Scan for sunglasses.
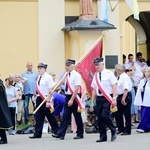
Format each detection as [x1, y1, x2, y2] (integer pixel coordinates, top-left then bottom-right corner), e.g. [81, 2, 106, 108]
[129, 69, 132, 71]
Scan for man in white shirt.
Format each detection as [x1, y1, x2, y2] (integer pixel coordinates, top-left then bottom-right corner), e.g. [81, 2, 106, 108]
[134, 52, 143, 66]
[115, 64, 132, 135]
[52, 59, 84, 140]
[134, 52, 148, 76]
[90, 57, 117, 142]
[29, 63, 59, 139]
[124, 54, 134, 69]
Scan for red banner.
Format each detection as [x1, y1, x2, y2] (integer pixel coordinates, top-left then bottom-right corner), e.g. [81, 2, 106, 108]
[76, 39, 103, 97]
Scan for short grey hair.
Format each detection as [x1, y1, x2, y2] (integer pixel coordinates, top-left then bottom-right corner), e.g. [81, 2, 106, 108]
[115, 64, 125, 71]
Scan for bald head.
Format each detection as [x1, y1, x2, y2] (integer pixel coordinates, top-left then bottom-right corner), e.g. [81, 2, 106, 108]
[26, 62, 33, 72]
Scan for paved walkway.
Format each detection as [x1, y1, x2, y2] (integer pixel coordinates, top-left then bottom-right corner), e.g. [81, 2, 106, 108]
[1, 129, 150, 150]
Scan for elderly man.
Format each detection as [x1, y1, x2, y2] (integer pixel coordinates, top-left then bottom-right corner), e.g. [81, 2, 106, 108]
[29, 63, 59, 139]
[90, 57, 117, 142]
[115, 64, 132, 135]
[22, 62, 38, 124]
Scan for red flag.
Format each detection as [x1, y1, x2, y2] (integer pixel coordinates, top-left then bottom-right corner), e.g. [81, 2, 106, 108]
[76, 39, 103, 97]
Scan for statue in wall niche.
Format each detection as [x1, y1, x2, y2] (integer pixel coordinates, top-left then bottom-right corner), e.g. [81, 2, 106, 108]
[79, 0, 94, 18]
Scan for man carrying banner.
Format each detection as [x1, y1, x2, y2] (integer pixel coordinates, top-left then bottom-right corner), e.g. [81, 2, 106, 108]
[29, 63, 59, 139]
[90, 57, 117, 142]
[52, 59, 84, 140]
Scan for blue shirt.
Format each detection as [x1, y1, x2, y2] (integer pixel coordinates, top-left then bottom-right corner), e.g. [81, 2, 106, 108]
[52, 93, 65, 116]
[22, 71, 38, 95]
[53, 93, 65, 106]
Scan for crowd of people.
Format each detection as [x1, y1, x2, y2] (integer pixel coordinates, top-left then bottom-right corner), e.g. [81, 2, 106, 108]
[1, 51, 150, 144]
[123, 52, 150, 133]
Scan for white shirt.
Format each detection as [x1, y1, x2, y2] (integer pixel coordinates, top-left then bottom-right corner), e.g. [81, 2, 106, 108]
[65, 70, 81, 95]
[134, 78, 150, 106]
[134, 62, 148, 78]
[124, 62, 134, 69]
[5, 86, 18, 108]
[117, 72, 132, 95]
[134, 60, 148, 68]
[91, 69, 117, 96]
[37, 72, 54, 96]
[14, 81, 23, 99]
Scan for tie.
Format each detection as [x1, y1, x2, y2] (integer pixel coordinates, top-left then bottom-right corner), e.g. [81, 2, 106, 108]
[38, 76, 42, 86]
[117, 77, 120, 80]
[65, 73, 70, 92]
[141, 79, 148, 101]
[99, 72, 101, 81]
[131, 78, 135, 87]
[99, 72, 101, 94]
[143, 80, 148, 92]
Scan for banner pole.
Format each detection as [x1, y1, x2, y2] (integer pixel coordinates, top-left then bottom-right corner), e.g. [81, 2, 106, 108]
[33, 72, 68, 114]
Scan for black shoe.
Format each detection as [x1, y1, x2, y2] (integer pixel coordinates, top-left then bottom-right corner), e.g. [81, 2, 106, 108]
[60, 136, 65, 140]
[134, 120, 140, 123]
[111, 133, 117, 141]
[121, 132, 131, 136]
[73, 136, 83, 139]
[52, 133, 60, 138]
[117, 131, 123, 134]
[29, 135, 41, 139]
[52, 134, 64, 140]
[96, 139, 107, 142]
[0, 141, 7, 144]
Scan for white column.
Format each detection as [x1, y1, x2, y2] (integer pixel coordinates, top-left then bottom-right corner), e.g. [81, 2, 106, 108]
[38, 0, 65, 75]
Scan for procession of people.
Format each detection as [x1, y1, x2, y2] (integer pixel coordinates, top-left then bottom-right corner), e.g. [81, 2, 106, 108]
[1, 51, 150, 145]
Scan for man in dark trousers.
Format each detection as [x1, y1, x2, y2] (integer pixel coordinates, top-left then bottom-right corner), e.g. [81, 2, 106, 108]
[114, 64, 132, 135]
[0, 79, 13, 144]
[52, 59, 84, 140]
[90, 57, 117, 142]
[29, 63, 59, 139]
